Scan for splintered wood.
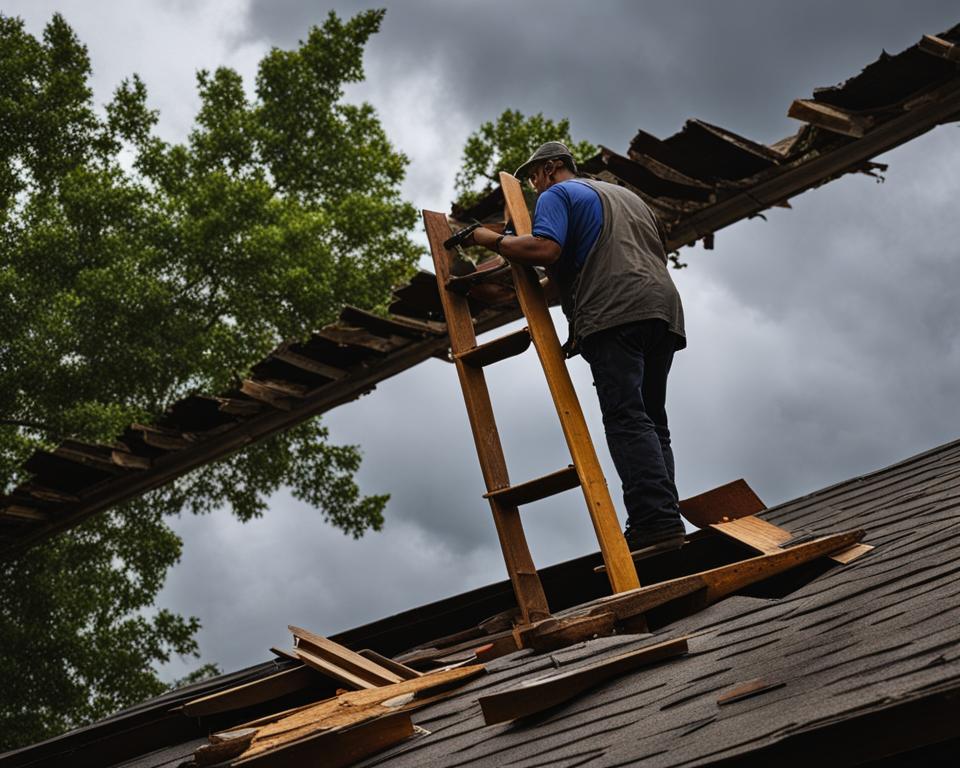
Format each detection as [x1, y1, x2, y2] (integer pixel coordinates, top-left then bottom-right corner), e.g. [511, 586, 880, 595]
[194, 665, 485, 766]
[679, 478, 873, 564]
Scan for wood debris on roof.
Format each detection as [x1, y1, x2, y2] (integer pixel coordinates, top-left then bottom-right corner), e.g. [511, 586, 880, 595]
[4, 435, 960, 767]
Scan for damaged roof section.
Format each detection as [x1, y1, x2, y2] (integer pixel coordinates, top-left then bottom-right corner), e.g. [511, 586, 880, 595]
[3, 24, 959, 558]
[4, 435, 960, 767]
[455, 25, 960, 252]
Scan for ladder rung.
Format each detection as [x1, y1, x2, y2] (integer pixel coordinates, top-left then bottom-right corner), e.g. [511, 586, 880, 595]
[445, 259, 513, 294]
[455, 328, 531, 368]
[484, 465, 580, 507]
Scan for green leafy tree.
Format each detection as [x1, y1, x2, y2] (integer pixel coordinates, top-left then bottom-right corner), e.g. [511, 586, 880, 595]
[453, 109, 596, 210]
[0, 9, 419, 748]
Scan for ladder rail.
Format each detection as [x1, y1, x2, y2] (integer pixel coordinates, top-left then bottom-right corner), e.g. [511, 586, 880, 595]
[423, 211, 551, 624]
[499, 172, 641, 594]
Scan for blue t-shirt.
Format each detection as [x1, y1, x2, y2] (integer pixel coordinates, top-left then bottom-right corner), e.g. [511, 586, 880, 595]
[531, 179, 603, 270]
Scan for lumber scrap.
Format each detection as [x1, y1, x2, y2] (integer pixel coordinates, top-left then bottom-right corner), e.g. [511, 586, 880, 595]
[918, 33, 960, 62]
[515, 612, 616, 652]
[358, 649, 421, 680]
[211, 712, 414, 767]
[696, 529, 864, 602]
[479, 636, 688, 724]
[269, 343, 349, 381]
[680, 479, 872, 564]
[199, 665, 484, 765]
[240, 379, 309, 411]
[339, 305, 447, 338]
[0, 505, 48, 523]
[314, 325, 406, 353]
[290, 625, 403, 689]
[787, 99, 876, 137]
[590, 530, 863, 619]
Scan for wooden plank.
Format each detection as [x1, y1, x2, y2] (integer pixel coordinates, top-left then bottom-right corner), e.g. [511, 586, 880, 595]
[339, 305, 447, 337]
[131, 423, 193, 451]
[479, 636, 688, 724]
[195, 727, 257, 765]
[516, 612, 616, 652]
[697, 529, 863, 602]
[712, 515, 791, 552]
[231, 710, 414, 767]
[454, 327, 531, 368]
[238, 665, 483, 756]
[240, 379, 308, 411]
[500, 171, 641, 595]
[21, 484, 79, 504]
[53, 443, 126, 475]
[679, 478, 766, 527]
[919, 33, 960, 62]
[109, 449, 151, 470]
[294, 647, 377, 690]
[0, 505, 48, 522]
[424, 209, 551, 624]
[183, 665, 322, 717]
[594, 529, 862, 618]
[290, 625, 403, 688]
[787, 98, 876, 138]
[214, 396, 264, 417]
[710, 513, 872, 565]
[315, 325, 406, 353]
[585, 575, 709, 620]
[483, 465, 580, 507]
[358, 649, 421, 680]
[830, 542, 874, 564]
[270, 344, 349, 381]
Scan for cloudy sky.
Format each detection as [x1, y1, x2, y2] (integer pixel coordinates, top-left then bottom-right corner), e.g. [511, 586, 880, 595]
[6, 0, 960, 680]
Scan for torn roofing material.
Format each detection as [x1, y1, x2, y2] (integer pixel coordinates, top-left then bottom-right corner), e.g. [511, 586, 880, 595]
[4, 435, 960, 767]
[2, 24, 959, 558]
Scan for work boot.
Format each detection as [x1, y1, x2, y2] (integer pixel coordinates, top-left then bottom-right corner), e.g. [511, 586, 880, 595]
[623, 519, 686, 559]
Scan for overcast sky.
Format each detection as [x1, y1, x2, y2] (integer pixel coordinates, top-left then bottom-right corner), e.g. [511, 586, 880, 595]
[6, 0, 960, 681]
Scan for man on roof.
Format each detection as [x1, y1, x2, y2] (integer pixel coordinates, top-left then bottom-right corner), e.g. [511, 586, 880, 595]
[464, 141, 687, 557]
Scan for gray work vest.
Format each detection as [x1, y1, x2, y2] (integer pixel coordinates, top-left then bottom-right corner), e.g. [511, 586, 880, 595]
[548, 179, 686, 347]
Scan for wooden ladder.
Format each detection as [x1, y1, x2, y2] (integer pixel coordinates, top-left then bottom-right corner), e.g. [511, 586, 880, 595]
[423, 172, 640, 626]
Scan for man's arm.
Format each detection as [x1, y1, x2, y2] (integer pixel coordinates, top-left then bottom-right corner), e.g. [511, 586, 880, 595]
[468, 227, 560, 266]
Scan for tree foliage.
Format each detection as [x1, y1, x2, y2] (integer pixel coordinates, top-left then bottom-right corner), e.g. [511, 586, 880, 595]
[0, 9, 419, 748]
[453, 109, 596, 209]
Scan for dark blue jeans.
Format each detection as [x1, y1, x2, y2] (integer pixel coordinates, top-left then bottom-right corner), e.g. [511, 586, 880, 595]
[579, 319, 681, 533]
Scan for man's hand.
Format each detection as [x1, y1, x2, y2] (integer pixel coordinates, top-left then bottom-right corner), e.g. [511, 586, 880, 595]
[467, 227, 561, 267]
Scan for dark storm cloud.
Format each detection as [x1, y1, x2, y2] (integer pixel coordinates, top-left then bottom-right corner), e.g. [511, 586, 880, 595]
[243, 0, 959, 146]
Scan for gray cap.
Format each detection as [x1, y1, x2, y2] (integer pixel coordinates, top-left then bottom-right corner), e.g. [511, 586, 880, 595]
[514, 141, 577, 180]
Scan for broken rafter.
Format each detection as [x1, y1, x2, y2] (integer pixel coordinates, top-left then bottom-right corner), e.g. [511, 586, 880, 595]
[919, 34, 960, 63]
[787, 99, 876, 138]
[668, 77, 960, 249]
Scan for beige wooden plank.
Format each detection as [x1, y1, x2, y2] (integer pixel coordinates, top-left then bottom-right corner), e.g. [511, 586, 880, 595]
[711, 515, 791, 553]
[290, 625, 402, 686]
[500, 171, 641, 595]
